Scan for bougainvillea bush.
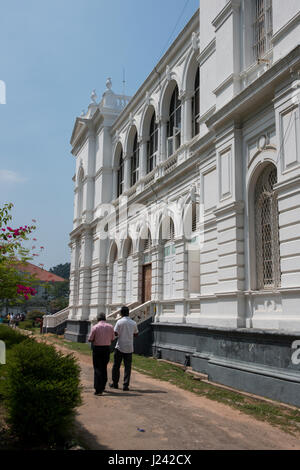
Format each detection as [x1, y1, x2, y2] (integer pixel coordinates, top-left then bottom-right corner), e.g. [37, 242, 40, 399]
[0, 203, 38, 310]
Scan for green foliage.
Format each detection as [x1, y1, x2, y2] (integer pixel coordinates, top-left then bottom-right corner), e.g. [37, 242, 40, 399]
[4, 339, 82, 443]
[49, 279, 69, 298]
[0, 324, 28, 350]
[49, 296, 69, 314]
[18, 319, 33, 330]
[26, 310, 45, 321]
[49, 263, 70, 280]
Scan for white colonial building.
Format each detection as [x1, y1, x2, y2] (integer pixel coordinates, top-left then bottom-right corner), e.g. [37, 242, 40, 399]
[60, 1, 300, 406]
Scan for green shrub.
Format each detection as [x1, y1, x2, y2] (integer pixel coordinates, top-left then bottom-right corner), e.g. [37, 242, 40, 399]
[0, 324, 27, 350]
[26, 310, 45, 321]
[18, 319, 35, 330]
[4, 339, 82, 443]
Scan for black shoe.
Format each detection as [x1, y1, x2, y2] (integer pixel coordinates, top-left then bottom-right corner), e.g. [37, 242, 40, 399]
[123, 386, 129, 391]
[109, 383, 118, 389]
[94, 391, 103, 396]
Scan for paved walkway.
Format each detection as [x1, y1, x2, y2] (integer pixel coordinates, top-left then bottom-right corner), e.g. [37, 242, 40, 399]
[65, 348, 300, 450]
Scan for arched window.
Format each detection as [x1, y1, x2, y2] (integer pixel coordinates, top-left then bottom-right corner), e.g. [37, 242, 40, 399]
[117, 150, 124, 197]
[192, 68, 200, 137]
[167, 86, 181, 157]
[255, 164, 280, 289]
[147, 113, 158, 173]
[131, 133, 139, 186]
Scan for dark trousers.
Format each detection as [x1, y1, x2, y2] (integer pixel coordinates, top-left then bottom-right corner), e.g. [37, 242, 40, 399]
[112, 348, 132, 388]
[92, 345, 111, 393]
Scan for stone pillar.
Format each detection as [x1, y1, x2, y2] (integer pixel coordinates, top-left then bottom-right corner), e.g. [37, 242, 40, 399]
[174, 237, 188, 299]
[182, 93, 193, 143]
[78, 230, 93, 321]
[82, 128, 96, 224]
[274, 76, 300, 292]
[124, 153, 131, 191]
[118, 259, 126, 304]
[152, 244, 164, 301]
[132, 252, 143, 303]
[139, 139, 147, 179]
[68, 239, 78, 320]
[112, 167, 118, 200]
[106, 262, 113, 307]
[160, 119, 168, 163]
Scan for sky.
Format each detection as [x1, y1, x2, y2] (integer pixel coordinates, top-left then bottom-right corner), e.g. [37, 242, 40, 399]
[0, 0, 199, 270]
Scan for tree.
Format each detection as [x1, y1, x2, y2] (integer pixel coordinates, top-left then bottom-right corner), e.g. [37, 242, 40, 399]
[0, 203, 39, 312]
[49, 263, 70, 280]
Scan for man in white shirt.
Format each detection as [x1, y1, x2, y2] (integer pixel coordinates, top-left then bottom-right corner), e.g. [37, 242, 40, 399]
[110, 306, 138, 391]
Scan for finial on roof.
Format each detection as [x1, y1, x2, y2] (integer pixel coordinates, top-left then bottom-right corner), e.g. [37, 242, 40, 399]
[90, 89, 97, 104]
[81, 109, 86, 117]
[106, 77, 112, 90]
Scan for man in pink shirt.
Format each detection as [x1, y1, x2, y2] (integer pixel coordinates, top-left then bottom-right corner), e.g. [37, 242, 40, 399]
[88, 313, 115, 396]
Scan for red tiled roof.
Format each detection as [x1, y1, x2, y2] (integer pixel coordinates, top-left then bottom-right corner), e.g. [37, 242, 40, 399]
[16, 262, 66, 282]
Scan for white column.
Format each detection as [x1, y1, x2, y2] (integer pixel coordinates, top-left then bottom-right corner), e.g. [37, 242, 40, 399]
[132, 252, 143, 303]
[174, 237, 188, 299]
[124, 154, 131, 191]
[118, 259, 126, 304]
[152, 244, 164, 301]
[78, 230, 93, 321]
[139, 139, 147, 179]
[160, 119, 167, 163]
[183, 93, 193, 143]
[112, 167, 118, 200]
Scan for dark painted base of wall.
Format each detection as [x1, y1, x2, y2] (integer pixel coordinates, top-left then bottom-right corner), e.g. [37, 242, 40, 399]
[64, 320, 91, 343]
[64, 317, 154, 354]
[152, 323, 300, 408]
[42, 321, 67, 336]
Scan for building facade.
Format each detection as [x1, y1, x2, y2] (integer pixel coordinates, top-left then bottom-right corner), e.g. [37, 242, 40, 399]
[65, 1, 300, 406]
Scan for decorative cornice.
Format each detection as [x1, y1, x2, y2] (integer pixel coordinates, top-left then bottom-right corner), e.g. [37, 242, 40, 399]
[212, 0, 240, 32]
[213, 73, 239, 97]
[206, 45, 300, 130]
[272, 10, 300, 45]
[197, 38, 216, 66]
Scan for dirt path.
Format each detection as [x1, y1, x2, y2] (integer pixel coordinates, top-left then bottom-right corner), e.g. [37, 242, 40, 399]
[57, 346, 300, 451]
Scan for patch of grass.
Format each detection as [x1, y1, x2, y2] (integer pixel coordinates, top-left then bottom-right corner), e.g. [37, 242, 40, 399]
[40, 334, 300, 436]
[44, 334, 92, 355]
[131, 355, 300, 435]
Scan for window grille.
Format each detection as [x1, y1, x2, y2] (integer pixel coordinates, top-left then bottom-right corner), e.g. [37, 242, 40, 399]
[253, 0, 273, 60]
[131, 133, 139, 186]
[147, 112, 158, 173]
[192, 202, 198, 233]
[192, 68, 200, 138]
[143, 231, 152, 252]
[167, 87, 181, 155]
[161, 218, 175, 243]
[255, 165, 281, 289]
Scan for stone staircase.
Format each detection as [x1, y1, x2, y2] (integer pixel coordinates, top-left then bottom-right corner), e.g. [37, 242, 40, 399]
[42, 307, 70, 335]
[106, 301, 154, 326]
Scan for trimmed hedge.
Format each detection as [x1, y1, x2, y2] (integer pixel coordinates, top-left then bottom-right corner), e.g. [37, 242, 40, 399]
[4, 339, 82, 443]
[0, 324, 28, 350]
